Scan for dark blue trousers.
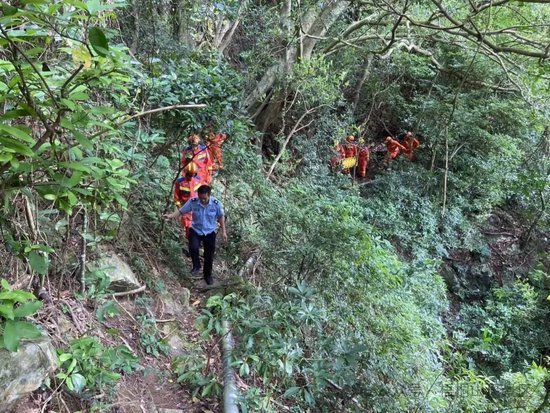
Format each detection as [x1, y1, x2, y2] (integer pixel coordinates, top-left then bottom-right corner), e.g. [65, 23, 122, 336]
[188, 228, 216, 284]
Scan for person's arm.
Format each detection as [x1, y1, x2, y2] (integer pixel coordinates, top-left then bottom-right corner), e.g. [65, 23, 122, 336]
[163, 209, 180, 220]
[216, 202, 227, 242]
[163, 199, 192, 220]
[218, 215, 227, 242]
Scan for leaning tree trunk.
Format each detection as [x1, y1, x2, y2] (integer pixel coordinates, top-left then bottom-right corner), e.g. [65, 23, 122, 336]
[214, 0, 250, 54]
[244, 0, 350, 124]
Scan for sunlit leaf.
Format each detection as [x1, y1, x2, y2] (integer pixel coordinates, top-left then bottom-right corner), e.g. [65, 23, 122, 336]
[71, 46, 92, 69]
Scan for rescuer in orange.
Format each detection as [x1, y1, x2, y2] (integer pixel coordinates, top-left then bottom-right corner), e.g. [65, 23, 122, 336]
[342, 135, 358, 174]
[402, 131, 420, 161]
[344, 135, 359, 158]
[329, 139, 346, 171]
[357, 138, 370, 178]
[384, 136, 406, 164]
[173, 162, 203, 239]
[206, 130, 227, 170]
[182, 133, 213, 185]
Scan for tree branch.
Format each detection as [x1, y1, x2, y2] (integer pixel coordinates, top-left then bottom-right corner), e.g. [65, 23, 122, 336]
[89, 104, 207, 140]
[430, 0, 549, 58]
[267, 106, 323, 178]
[0, 26, 60, 109]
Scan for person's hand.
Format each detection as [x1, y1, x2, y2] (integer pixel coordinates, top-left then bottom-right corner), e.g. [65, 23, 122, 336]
[162, 211, 179, 220]
[221, 231, 228, 243]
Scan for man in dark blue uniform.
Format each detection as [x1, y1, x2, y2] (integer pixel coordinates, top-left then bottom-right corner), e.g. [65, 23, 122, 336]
[164, 185, 227, 286]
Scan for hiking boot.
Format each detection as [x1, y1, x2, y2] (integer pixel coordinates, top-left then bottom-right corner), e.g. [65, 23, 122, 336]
[197, 279, 216, 290]
[191, 267, 201, 277]
[196, 280, 209, 289]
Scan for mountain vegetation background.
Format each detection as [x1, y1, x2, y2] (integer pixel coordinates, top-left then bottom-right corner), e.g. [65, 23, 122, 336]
[0, 0, 548, 411]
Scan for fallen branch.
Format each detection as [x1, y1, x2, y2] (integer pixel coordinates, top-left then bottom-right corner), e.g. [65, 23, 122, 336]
[155, 318, 176, 323]
[112, 296, 137, 323]
[482, 230, 517, 237]
[111, 284, 146, 297]
[23, 194, 37, 242]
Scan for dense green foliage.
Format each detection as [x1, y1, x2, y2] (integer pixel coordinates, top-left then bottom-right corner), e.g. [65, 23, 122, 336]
[0, 0, 548, 411]
[57, 337, 139, 395]
[0, 279, 42, 351]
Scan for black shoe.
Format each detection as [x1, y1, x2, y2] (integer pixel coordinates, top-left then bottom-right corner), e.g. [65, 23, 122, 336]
[191, 267, 201, 277]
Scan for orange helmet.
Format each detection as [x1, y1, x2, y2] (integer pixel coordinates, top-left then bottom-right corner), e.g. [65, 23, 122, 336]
[188, 133, 200, 145]
[184, 162, 198, 175]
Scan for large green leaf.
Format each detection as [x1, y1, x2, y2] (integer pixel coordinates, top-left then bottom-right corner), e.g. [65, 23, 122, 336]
[59, 161, 92, 173]
[86, 0, 101, 14]
[3, 320, 19, 352]
[15, 320, 42, 339]
[0, 136, 34, 156]
[0, 303, 14, 320]
[58, 353, 72, 363]
[0, 124, 35, 144]
[283, 386, 301, 398]
[28, 250, 48, 275]
[0, 290, 35, 302]
[13, 301, 42, 318]
[70, 373, 86, 393]
[73, 131, 93, 150]
[0, 109, 32, 121]
[0, 152, 12, 162]
[59, 170, 83, 188]
[88, 27, 109, 57]
[1, 3, 18, 16]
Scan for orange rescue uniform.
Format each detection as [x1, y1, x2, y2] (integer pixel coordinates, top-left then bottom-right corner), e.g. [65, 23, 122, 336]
[402, 133, 420, 160]
[329, 142, 346, 171]
[181, 143, 213, 185]
[173, 173, 203, 239]
[385, 137, 406, 164]
[206, 132, 227, 170]
[342, 140, 358, 174]
[357, 145, 370, 178]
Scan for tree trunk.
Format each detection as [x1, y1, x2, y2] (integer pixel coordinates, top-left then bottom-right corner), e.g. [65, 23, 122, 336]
[130, 5, 140, 54]
[214, 0, 250, 54]
[244, 0, 350, 113]
[300, 1, 350, 59]
[352, 55, 373, 113]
